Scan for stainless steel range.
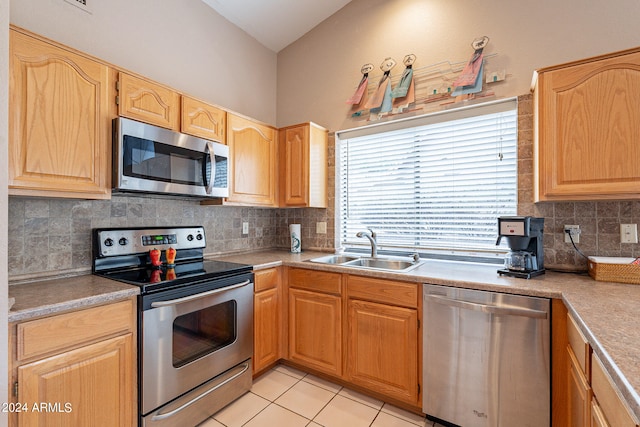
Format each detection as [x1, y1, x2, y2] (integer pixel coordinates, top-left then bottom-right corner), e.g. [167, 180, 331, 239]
[92, 226, 253, 427]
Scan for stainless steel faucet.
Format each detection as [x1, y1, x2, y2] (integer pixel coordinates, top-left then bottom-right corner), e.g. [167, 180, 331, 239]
[356, 228, 378, 258]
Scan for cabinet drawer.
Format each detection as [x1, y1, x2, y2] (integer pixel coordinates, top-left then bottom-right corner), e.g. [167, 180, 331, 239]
[254, 267, 279, 293]
[288, 268, 341, 295]
[567, 313, 590, 376]
[591, 353, 639, 427]
[347, 276, 417, 308]
[17, 299, 134, 361]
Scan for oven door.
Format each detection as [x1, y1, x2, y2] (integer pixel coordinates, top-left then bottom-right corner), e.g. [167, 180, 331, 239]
[141, 275, 253, 415]
[114, 117, 229, 198]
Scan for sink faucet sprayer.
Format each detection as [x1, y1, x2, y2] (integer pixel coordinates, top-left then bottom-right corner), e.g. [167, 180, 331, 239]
[356, 228, 378, 258]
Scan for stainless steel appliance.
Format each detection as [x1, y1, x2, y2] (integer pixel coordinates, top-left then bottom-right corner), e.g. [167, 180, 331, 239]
[93, 226, 253, 427]
[496, 216, 545, 279]
[113, 117, 229, 198]
[423, 284, 550, 427]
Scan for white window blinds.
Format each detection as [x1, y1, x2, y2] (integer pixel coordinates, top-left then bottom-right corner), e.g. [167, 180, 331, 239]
[337, 99, 518, 254]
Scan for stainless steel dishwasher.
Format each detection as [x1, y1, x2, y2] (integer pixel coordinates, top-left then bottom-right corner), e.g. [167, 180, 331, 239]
[423, 284, 550, 427]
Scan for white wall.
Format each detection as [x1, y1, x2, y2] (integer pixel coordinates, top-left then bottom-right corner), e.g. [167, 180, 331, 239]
[276, 0, 640, 130]
[0, 0, 8, 423]
[10, 0, 278, 124]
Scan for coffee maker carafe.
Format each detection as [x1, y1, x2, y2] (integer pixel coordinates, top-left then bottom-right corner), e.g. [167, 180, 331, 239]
[496, 216, 545, 279]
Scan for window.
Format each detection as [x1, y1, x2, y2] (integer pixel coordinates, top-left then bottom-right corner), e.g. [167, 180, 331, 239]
[337, 98, 517, 257]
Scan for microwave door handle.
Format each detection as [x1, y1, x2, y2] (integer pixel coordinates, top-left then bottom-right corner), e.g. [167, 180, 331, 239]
[204, 141, 216, 195]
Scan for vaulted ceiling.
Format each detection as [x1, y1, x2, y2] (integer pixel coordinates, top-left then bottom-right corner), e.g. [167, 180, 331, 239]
[202, 0, 353, 52]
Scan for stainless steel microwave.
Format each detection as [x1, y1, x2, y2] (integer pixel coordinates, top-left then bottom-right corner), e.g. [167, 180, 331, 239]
[113, 117, 229, 198]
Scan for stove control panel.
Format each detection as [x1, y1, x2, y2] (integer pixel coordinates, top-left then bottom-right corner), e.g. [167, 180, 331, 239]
[95, 226, 206, 257]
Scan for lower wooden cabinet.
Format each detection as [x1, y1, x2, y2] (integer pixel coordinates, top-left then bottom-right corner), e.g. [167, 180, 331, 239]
[568, 346, 592, 427]
[591, 353, 639, 427]
[253, 267, 282, 374]
[284, 268, 421, 407]
[288, 288, 342, 377]
[9, 298, 136, 427]
[346, 299, 418, 404]
[17, 334, 133, 426]
[346, 276, 420, 405]
[287, 268, 343, 377]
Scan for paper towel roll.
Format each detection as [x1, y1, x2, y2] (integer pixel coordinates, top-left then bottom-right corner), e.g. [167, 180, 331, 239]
[290, 224, 301, 253]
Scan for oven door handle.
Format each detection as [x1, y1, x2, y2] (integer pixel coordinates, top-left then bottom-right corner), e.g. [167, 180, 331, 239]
[150, 361, 250, 422]
[150, 279, 251, 308]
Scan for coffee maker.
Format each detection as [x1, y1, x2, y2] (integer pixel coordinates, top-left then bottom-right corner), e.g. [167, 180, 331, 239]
[496, 216, 545, 279]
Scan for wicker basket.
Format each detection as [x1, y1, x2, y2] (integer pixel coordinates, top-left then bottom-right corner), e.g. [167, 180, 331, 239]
[588, 256, 640, 284]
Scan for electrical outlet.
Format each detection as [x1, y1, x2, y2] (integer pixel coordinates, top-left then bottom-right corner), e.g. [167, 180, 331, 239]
[242, 222, 249, 235]
[620, 224, 638, 244]
[316, 222, 327, 234]
[564, 225, 580, 243]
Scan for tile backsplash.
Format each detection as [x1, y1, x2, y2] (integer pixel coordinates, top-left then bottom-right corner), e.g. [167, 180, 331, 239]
[9, 96, 639, 279]
[8, 195, 334, 281]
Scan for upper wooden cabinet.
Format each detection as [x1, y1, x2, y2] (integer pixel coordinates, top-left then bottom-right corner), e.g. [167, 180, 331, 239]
[278, 122, 328, 208]
[533, 47, 640, 201]
[181, 95, 226, 143]
[118, 72, 180, 130]
[8, 27, 113, 199]
[225, 113, 278, 206]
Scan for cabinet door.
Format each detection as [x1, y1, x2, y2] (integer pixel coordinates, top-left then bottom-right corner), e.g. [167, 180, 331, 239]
[9, 29, 111, 199]
[568, 346, 592, 427]
[226, 114, 277, 206]
[347, 299, 418, 404]
[288, 288, 342, 376]
[181, 95, 226, 142]
[535, 49, 640, 201]
[118, 72, 180, 130]
[254, 288, 280, 374]
[591, 400, 610, 427]
[278, 123, 328, 208]
[279, 125, 309, 206]
[18, 334, 134, 427]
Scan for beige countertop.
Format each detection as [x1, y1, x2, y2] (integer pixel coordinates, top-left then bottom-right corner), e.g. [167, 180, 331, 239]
[7, 249, 639, 420]
[213, 249, 640, 421]
[8, 274, 139, 323]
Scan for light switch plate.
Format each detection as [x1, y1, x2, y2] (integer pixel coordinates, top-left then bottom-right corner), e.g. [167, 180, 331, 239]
[316, 222, 327, 234]
[242, 222, 249, 235]
[620, 224, 638, 244]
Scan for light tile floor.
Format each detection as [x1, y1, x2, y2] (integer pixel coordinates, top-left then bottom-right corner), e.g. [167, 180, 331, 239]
[198, 364, 447, 427]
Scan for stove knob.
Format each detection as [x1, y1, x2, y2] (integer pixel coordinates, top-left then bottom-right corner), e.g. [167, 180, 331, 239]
[196, 234, 203, 241]
[187, 234, 194, 241]
[119, 237, 129, 246]
[104, 238, 114, 247]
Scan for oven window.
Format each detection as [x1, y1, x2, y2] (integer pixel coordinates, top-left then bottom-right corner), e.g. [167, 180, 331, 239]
[172, 300, 237, 368]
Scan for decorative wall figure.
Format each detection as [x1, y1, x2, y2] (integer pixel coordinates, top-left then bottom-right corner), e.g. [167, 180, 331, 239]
[452, 36, 489, 88]
[364, 57, 396, 113]
[346, 63, 374, 105]
[392, 54, 416, 110]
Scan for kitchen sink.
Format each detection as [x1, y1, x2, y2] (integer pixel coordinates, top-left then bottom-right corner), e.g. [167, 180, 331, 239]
[342, 258, 416, 271]
[309, 254, 360, 264]
[309, 254, 423, 273]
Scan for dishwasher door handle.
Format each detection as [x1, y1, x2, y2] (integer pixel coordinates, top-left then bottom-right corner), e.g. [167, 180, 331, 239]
[424, 294, 548, 319]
